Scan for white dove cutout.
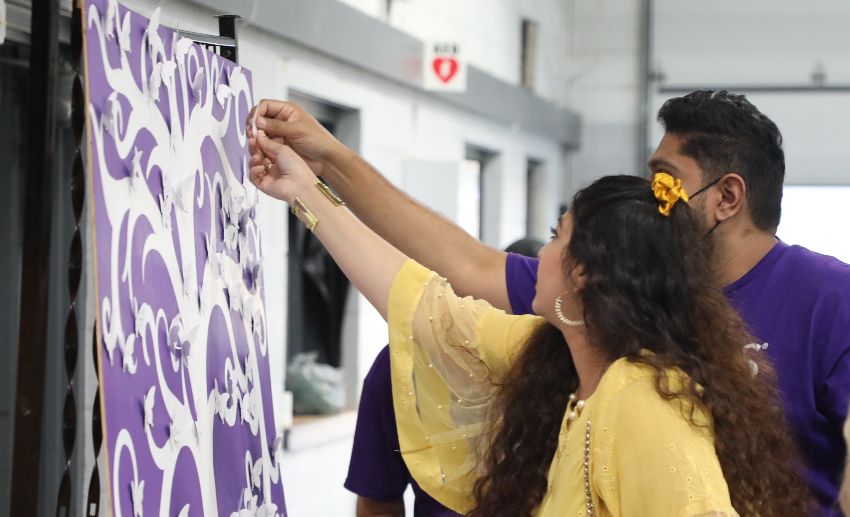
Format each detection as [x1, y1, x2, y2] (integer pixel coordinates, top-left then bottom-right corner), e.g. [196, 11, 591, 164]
[102, 91, 123, 138]
[123, 334, 138, 373]
[117, 11, 132, 53]
[103, 0, 118, 39]
[174, 37, 194, 62]
[189, 68, 205, 105]
[128, 147, 145, 192]
[131, 478, 145, 517]
[148, 61, 163, 103]
[143, 386, 156, 428]
[146, 7, 165, 59]
[216, 83, 232, 108]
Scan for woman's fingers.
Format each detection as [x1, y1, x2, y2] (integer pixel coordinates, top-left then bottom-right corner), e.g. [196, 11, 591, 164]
[256, 129, 286, 157]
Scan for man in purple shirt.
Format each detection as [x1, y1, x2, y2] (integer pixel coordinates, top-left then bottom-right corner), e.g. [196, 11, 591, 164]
[250, 90, 850, 515]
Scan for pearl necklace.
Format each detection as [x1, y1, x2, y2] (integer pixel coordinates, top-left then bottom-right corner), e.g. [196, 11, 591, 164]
[566, 392, 586, 427]
[568, 392, 595, 517]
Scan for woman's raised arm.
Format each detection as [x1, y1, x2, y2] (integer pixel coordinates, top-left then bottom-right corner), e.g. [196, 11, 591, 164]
[249, 130, 407, 319]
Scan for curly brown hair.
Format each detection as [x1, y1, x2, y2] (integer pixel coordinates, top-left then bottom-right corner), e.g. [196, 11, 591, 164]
[469, 175, 811, 516]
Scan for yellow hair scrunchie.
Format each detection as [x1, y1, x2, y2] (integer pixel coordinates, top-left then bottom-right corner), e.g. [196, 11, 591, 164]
[651, 172, 690, 217]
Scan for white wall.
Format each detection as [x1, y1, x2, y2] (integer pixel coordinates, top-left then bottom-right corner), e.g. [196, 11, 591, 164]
[650, 0, 850, 186]
[119, 1, 569, 514]
[339, 0, 646, 195]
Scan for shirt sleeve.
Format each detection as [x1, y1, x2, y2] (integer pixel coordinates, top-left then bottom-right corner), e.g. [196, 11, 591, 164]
[814, 288, 850, 431]
[505, 253, 539, 316]
[592, 376, 739, 517]
[387, 260, 542, 513]
[344, 345, 409, 501]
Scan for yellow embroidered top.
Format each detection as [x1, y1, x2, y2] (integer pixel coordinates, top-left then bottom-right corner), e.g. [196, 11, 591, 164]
[388, 260, 739, 517]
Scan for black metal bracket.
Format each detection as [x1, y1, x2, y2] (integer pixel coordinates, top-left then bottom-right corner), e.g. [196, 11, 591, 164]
[177, 14, 240, 64]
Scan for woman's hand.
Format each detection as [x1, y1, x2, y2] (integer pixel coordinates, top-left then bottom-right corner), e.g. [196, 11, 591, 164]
[248, 130, 318, 204]
[246, 100, 345, 177]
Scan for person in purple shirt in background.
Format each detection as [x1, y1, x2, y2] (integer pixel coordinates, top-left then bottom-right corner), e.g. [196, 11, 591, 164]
[248, 89, 850, 516]
[344, 238, 543, 517]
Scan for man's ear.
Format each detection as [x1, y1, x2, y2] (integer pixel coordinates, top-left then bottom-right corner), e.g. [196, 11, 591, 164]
[715, 173, 747, 223]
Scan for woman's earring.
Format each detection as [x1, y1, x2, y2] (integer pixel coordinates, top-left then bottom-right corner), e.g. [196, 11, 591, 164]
[554, 295, 585, 327]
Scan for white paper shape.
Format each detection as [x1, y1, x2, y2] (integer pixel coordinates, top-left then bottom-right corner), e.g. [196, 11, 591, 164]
[160, 60, 177, 83]
[104, 0, 118, 39]
[123, 335, 138, 373]
[164, 172, 195, 213]
[169, 405, 196, 446]
[256, 502, 279, 517]
[131, 478, 145, 517]
[190, 68, 204, 104]
[144, 386, 156, 428]
[132, 296, 145, 337]
[129, 147, 144, 191]
[146, 7, 164, 58]
[168, 316, 196, 366]
[117, 12, 132, 53]
[177, 505, 190, 517]
[251, 458, 262, 488]
[216, 84, 231, 107]
[158, 192, 173, 231]
[214, 380, 232, 423]
[174, 37, 194, 61]
[149, 61, 163, 102]
[223, 224, 239, 251]
[103, 92, 122, 137]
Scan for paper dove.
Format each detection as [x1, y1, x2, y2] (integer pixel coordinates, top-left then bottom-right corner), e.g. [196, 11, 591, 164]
[190, 68, 204, 105]
[123, 335, 138, 373]
[158, 192, 173, 231]
[117, 12, 132, 53]
[169, 406, 196, 446]
[251, 457, 262, 489]
[104, 335, 117, 366]
[146, 7, 165, 59]
[102, 92, 122, 138]
[204, 232, 223, 284]
[223, 223, 239, 251]
[143, 386, 156, 428]
[165, 172, 195, 213]
[160, 60, 177, 83]
[149, 61, 162, 102]
[174, 37, 194, 61]
[216, 84, 231, 108]
[131, 478, 145, 517]
[104, 0, 118, 39]
[213, 380, 231, 423]
[168, 317, 196, 366]
[257, 503, 279, 517]
[132, 296, 145, 337]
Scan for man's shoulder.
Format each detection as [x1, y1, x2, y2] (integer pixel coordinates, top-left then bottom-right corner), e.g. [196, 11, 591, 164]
[779, 244, 850, 294]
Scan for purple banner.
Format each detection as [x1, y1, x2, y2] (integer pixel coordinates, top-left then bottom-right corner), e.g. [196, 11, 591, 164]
[83, 0, 286, 515]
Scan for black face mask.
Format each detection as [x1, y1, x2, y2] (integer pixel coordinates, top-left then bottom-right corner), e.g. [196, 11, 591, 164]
[689, 176, 724, 236]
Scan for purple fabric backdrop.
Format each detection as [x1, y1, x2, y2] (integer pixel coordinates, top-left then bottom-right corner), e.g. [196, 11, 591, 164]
[83, 1, 286, 515]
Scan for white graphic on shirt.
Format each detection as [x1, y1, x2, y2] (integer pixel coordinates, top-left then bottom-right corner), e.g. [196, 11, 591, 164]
[743, 342, 769, 376]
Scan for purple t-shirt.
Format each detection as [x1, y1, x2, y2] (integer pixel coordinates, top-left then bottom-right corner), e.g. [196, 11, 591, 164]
[344, 253, 537, 515]
[723, 242, 850, 516]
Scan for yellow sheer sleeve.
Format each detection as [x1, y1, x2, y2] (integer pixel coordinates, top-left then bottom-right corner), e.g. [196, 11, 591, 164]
[387, 260, 542, 513]
[592, 374, 739, 517]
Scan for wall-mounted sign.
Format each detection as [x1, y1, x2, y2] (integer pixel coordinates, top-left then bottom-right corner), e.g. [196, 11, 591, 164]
[423, 42, 466, 92]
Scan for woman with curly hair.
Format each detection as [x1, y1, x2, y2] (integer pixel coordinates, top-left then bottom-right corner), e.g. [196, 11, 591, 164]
[249, 131, 811, 516]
